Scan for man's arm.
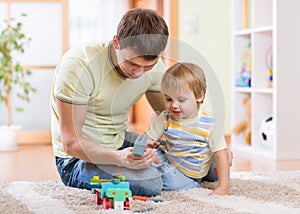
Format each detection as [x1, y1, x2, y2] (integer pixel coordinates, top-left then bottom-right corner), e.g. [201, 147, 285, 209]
[56, 99, 157, 169]
[145, 91, 165, 115]
[56, 98, 121, 164]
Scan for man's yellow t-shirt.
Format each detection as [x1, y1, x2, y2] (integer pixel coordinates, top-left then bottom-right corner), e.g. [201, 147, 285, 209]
[51, 43, 165, 158]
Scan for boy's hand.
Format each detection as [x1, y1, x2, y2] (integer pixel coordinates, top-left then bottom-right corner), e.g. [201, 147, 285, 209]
[211, 149, 230, 196]
[146, 141, 160, 149]
[146, 140, 160, 163]
[209, 187, 229, 196]
[129, 147, 160, 164]
[227, 148, 233, 167]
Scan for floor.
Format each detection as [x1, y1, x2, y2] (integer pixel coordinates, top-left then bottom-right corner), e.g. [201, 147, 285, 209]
[0, 144, 299, 182]
[0, 144, 60, 182]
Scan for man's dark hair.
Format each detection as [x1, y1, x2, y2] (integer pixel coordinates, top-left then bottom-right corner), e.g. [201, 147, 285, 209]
[117, 8, 169, 60]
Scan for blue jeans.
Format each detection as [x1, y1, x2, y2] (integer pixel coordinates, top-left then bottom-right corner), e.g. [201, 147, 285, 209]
[55, 132, 218, 196]
[153, 149, 201, 191]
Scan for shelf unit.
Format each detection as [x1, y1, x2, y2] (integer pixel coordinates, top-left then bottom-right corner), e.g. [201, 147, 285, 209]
[231, 0, 300, 160]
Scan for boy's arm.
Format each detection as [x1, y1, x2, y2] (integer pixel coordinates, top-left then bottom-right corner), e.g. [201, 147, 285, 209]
[145, 111, 165, 146]
[210, 149, 230, 196]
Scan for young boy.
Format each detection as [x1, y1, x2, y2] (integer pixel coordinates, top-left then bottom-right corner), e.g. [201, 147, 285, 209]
[146, 62, 230, 195]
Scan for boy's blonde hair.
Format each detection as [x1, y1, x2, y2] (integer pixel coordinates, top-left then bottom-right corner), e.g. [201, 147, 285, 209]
[161, 62, 206, 103]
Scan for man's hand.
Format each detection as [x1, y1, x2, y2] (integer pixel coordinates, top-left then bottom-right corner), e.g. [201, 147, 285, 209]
[117, 147, 158, 169]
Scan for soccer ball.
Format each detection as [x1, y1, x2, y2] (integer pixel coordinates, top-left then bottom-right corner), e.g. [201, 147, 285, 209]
[259, 116, 274, 145]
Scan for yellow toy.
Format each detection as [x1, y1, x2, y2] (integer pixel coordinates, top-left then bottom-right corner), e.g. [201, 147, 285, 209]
[233, 96, 251, 145]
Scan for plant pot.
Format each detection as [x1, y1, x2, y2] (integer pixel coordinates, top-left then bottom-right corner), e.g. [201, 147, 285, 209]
[0, 125, 21, 151]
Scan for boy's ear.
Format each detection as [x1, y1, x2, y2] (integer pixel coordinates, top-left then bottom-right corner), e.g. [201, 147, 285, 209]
[196, 91, 205, 104]
[196, 98, 203, 104]
[112, 35, 120, 49]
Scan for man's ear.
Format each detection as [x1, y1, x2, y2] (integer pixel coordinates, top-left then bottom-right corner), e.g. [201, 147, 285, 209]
[112, 35, 119, 49]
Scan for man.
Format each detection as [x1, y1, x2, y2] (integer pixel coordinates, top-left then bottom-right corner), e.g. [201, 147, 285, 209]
[51, 8, 169, 196]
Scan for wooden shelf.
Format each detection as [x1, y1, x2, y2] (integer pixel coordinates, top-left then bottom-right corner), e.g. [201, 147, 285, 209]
[231, 0, 300, 160]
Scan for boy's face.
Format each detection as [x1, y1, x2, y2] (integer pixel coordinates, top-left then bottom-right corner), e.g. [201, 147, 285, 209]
[164, 86, 202, 120]
[113, 38, 159, 79]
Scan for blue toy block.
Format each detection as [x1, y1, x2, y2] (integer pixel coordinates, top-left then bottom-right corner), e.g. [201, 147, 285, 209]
[132, 134, 148, 157]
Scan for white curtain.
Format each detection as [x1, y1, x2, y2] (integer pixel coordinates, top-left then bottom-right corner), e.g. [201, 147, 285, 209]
[69, 0, 128, 48]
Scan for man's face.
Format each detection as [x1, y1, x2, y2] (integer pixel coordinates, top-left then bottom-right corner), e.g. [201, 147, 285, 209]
[115, 47, 160, 79]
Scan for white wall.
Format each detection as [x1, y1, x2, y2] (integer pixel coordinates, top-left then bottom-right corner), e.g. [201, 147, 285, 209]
[1, 1, 232, 134]
[69, 0, 128, 48]
[178, 0, 232, 134]
[0, 1, 129, 130]
[0, 2, 62, 130]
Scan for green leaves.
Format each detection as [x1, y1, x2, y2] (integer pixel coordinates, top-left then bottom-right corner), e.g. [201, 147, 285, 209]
[0, 14, 36, 122]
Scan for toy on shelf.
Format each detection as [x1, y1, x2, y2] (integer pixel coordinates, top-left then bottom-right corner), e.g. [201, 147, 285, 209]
[259, 116, 274, 145]
[265, 46, 273, 88]
[236, 40, 251, 87]
[88, 174, 132, 210]
[242, 0, 250, 29]
[232, 96, 251, 145]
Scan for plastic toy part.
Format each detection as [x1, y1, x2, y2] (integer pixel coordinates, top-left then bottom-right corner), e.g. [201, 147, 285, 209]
[124, 198, 130, 210]
[133, 207, 154, 213]
[132, 195, 148, 201]
[132, 134, 148, 157]
[132, 195, 164, 203]
[89, 174, 132, 210]
[95, 191, 102, 205]
[132, 134, 160, 164]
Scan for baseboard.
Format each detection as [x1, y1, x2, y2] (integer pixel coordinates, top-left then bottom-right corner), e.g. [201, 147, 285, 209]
[18, 131, 52, 145]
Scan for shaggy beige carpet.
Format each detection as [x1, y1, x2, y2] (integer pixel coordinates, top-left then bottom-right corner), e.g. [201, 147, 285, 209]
[1, 171, 300, 214]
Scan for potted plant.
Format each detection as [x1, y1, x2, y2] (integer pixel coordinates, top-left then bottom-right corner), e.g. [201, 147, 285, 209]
[0, 14, 36, 151]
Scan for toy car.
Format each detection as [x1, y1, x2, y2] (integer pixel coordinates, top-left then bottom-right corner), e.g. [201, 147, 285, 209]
[88, 174, 132, 210]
